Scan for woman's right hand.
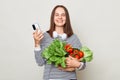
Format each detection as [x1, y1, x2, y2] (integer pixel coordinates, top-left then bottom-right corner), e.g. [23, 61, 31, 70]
[33, 29, 44, 47]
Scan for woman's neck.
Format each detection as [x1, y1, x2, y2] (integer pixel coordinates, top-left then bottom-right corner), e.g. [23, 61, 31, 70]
[55, 26, 64, 34]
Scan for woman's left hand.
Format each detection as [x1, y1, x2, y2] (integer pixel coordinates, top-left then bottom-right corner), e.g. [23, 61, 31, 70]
[66, 56, 81, 68]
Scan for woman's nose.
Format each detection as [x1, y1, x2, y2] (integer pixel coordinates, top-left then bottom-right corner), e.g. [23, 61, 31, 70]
[58, 15, 62, 18]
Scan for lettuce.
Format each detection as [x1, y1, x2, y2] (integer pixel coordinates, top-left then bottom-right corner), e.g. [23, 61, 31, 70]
[42, 39, 67, 68]
[80, 46, 93, 62]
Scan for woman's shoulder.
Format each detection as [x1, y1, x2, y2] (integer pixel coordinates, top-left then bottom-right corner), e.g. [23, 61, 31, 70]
[67, 33, 81, 42]
[40, 31, 53, 44]
[67, 33, 82, 48]
[43, 31, 48, 35]
[42, 31, 53, 41]
[68, 33, 79, 39]
[43, 32, 51, 38]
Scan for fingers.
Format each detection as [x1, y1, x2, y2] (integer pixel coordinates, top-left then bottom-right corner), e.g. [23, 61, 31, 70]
[33, 29, 43, 38]
[65, 60, 71, 68]
[36, 33, 44, 41]
[39, 34, 44, 40]
[38, 32, 43, 38]
[33, 29, 40, 34]
[66, 56, 73, 63]
[66, 56, 79, 68]
[69, 55, 74, 59]
[33, 29, 44, 46]
[58, 66, 63, 70]
[68, 56, 78, 61]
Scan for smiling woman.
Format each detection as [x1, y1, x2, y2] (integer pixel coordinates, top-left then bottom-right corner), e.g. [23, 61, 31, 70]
[33, 5, 86, 80]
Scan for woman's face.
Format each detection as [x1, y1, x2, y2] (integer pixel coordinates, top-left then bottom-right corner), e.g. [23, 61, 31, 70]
[54, 7, 66, 27]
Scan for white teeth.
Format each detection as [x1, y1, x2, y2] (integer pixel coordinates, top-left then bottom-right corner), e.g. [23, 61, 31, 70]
[58, 21, 62, 23]
[57, 20, 62, 23]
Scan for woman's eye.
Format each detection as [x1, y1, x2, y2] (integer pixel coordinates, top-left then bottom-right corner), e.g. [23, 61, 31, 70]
[61, 14, 66, 17]
[55, 14, 59, 16]
[55, 13, 66, 17]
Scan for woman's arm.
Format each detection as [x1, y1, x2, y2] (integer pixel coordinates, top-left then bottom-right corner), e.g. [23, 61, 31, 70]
[33, 31, 47, 66]
[58, 56, 86, 71]
[66, 56, 86, 70]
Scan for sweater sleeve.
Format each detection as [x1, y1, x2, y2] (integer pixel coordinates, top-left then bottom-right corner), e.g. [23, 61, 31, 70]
[34, 50, 45, 66]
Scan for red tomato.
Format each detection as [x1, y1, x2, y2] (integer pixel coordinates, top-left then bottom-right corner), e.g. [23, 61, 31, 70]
[64, 44, 72, 49]
[78, 51, 84, 58]
[75, 55, 80, 59]
[69, 52, 75, 57]
[67, 48, 73, 53]
[73, 50, 79, 54]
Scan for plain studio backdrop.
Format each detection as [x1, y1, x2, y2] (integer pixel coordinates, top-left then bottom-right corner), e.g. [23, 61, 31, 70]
[0, 0, 120, 80]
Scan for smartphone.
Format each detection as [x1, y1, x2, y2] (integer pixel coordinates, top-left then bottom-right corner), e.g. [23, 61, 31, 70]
[32, 23, 41, 31]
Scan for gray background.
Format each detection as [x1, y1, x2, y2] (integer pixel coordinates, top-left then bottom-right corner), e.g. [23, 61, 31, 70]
[0, 0, 120, 80]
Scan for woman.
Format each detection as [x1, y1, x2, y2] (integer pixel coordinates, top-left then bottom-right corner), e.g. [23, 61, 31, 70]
[33, 5, 86, 80]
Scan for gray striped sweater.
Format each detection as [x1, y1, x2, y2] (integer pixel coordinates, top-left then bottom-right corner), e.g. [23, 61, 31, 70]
[34, 32, 86, 80]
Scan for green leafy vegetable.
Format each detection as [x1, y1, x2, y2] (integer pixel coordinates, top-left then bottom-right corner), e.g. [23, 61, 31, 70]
[42, 39, 67, 68]
[80, 46, 93, 62]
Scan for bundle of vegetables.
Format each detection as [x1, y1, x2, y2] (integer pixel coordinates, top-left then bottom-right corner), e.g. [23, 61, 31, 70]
[42, 39, 93, 68]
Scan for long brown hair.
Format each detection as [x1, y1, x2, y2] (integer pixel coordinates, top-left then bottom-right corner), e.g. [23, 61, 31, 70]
[47, 5, 73, 38]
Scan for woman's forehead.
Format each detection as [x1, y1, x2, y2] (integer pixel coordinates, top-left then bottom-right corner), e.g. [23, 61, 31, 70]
[55, 7, 65, 14]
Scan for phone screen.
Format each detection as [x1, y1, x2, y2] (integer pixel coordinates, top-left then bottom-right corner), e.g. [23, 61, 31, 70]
[32, 23, 40, 30]
[32, 24, 36, 30]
